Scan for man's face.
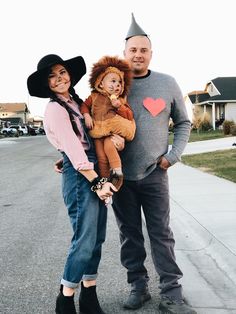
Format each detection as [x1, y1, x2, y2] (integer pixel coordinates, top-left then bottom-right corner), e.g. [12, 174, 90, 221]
[124, 36, 152, 77]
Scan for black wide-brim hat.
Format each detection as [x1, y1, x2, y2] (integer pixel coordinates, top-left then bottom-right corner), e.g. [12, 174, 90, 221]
[27, 54, 86, 98]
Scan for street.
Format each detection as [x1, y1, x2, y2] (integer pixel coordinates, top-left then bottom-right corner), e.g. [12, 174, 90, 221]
[0, 136, 160, 314]
[1, 136, 236, 313]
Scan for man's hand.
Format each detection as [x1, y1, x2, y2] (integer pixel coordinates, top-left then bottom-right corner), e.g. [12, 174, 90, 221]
[54, 158, 63, 173]
[159, 156, 171, 170]
[110, 134, 125, 151]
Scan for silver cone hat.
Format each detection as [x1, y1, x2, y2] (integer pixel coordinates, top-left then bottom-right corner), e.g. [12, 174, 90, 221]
[125, 13, 148, 40]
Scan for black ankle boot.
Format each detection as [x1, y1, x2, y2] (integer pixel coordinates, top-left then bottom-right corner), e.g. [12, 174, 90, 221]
[55, 285, 77, 314]
[79, 282, 106, 314]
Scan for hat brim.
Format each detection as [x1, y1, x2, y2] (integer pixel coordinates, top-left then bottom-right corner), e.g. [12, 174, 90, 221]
[27, 56, 86, 98]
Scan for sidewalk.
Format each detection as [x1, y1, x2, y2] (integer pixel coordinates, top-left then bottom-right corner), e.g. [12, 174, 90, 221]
[168, 138, 236, 313]
[182, 136, 236, 155]
[109, 137, 236, 313]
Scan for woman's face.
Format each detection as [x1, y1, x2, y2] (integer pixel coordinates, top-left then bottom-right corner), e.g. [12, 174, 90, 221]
[48, 64, 71, 97]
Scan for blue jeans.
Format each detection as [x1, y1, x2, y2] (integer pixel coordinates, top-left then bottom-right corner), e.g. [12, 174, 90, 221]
[112, 166, 183, 299]
[61, 153, 107, 289]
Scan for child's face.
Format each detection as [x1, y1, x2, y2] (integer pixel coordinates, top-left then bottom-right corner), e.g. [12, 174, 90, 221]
[48, 64, 71, 97]
[100, 72, 122, 96]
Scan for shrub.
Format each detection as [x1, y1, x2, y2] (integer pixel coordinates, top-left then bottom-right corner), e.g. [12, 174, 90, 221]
[223, 120, 235, 135]
[169, 119, 174, 132]
[230, 124, 236, 136]
[192, 112, 211, 131]
[201, 113, 212, 131]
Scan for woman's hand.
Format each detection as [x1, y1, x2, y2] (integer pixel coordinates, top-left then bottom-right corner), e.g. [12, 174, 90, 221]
[96, 182, 117, 201]
[110, 134, 125, 151]
[54, 158, 63, 173]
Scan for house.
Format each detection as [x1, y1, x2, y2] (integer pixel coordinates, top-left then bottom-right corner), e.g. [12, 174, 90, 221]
[0, 103, 30, 125]
[27, 115, 44, 127]
[186, 77, 236, 130]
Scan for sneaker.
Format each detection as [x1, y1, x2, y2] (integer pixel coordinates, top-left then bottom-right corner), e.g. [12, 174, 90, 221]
[159, 296, 197, 314]
[123, 288, 151, 310]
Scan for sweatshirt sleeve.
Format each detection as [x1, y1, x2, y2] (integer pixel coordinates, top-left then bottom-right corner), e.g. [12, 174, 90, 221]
[164, 78, 191, 165]
[44, 102, 94, 171]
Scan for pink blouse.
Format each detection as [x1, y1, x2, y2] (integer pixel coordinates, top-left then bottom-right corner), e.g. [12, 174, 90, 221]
[43, 96, 94, 171]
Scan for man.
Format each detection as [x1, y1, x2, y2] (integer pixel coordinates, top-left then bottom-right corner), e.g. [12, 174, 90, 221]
[112, 13, 197, 314]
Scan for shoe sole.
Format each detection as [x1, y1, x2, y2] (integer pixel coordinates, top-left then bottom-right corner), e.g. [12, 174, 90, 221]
[159, 305, 196, 314]
[123, 294, 151, 310]
[159, 308, 177, 314]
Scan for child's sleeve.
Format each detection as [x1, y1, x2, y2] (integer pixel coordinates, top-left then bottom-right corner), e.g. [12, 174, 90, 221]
[80, 95, 93, 114]
[115, 98, 134, 120]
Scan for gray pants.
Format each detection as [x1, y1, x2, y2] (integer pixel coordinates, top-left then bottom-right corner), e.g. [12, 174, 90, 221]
[112, 166, 183, 299]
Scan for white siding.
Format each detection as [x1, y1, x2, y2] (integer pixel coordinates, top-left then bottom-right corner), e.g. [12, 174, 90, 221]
[225, 103, 236, 123]
[184, 96, 194, 122]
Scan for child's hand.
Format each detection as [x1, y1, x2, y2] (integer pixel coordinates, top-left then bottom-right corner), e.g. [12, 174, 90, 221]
[84, 113, 94, 129]
[111, 98, 121, 109]
[110, 94, 121, 109]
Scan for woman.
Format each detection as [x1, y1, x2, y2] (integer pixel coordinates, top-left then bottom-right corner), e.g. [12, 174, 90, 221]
[27, 54, 117, 314]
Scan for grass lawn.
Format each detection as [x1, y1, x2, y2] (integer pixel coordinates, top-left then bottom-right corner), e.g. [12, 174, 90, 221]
[169, 129, 230, 144]
[181, 149, 236, 183]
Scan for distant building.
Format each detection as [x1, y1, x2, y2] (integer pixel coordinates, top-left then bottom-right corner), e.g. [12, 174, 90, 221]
[27, 115, 44, 127]
[186, 77, 236, 129]
[0, 103, 30, 125]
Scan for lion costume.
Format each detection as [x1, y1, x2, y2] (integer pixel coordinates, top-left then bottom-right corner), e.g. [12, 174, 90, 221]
[80, 56, 136, 189]
[80, 56, 136, 141]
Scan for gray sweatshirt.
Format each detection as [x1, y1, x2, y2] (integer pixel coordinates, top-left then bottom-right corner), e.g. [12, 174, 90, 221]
[121, 70, 191, 180]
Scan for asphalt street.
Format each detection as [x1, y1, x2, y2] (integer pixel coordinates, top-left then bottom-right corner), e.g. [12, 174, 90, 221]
[0, 135, 235, 314]
[0, 136, 159, 314]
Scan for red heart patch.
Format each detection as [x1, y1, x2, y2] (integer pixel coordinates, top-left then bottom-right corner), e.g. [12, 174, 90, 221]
[143, 98, 166, 117]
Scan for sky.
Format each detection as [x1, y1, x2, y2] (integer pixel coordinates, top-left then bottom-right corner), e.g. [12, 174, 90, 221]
[1, 0, 236, 117]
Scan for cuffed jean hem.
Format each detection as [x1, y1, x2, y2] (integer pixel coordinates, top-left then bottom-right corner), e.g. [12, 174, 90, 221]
[82, 273, 98, 281]
[61, 278, 80, 289]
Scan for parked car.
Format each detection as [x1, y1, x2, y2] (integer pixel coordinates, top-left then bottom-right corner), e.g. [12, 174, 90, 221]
[37, 127, 46, 135]
[32, 126, 46, 135]
[27, 126, 37, 136]
[0, 126, 18, 137]
[9, 125, 28, 136]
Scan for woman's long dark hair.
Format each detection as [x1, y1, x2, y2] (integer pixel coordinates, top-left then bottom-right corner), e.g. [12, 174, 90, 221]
[50, 86, 83, 136]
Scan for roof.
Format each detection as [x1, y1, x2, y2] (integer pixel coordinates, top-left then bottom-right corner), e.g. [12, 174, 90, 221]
[0, 103, 29, 113]
[208, 77, 236, 101]
[188, 77, 236, 104]
[189, 92, 209, 104]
